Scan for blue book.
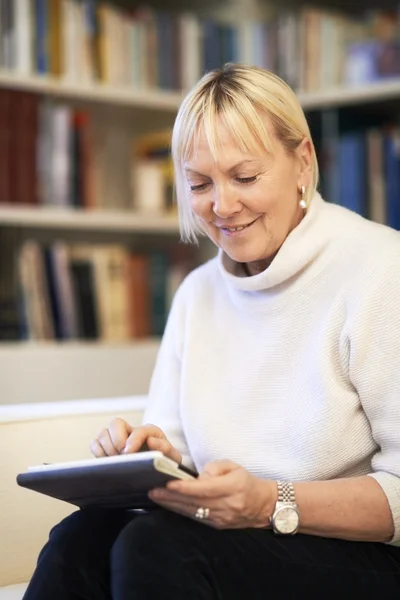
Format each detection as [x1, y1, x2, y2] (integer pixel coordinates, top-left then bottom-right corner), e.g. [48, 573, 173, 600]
[220, 24, 238, 64]
[35, 0, 48, 74]
[203, 20, 220, 72]
[338, 131, 367, 216]
[149, 251, 169, 337]
[156, 12, 173, 89]
[384, 130, 400, 230]
[252, 22, 267, 69]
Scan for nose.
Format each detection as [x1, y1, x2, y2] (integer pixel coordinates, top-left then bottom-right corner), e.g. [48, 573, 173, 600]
[212, 184, 241, 219]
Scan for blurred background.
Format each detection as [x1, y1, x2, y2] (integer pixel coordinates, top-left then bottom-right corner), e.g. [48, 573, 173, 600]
[0, 0, 400, 406]
[2, 1, 400, 590]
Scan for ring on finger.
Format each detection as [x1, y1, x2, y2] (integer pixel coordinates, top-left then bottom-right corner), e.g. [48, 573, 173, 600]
[195, 507, 210, 520]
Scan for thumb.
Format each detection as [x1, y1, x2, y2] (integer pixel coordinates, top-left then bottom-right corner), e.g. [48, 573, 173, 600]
[201, 460, 238, 478]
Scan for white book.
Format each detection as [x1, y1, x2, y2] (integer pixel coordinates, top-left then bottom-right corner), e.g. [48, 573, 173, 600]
[128, 20, 139, 87]
[238, 20, 253, 66]
[62, 0, 76, 81]
[14, 0, 32, 73]
[132, 160, 165, 213]
[71, 0, 84, 82]
[50, 105, 71, 206]
[36, 100, 54, 206]
[2, 0, 14, 69]
[180, 13, 202, 92]
[78, 1, 91, 83]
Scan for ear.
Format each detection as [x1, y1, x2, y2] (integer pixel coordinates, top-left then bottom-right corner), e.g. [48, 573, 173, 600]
[296, 138, 313, 188]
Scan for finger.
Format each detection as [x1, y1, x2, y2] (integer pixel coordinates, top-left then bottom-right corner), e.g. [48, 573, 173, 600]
[149, 495, 217, 528]
[146, 436, 182, 464]
[202, 460, 239, 477]
[149, 487, 207, 505]
[156, 479, 226, 508]
[166, 473, 232, 497]
[123, 425, 164, 454]
[108, 418, 133, 454]
[90, 438, 107, 458]
[96, 428, 119, 456]
[148, 491, 198, 518]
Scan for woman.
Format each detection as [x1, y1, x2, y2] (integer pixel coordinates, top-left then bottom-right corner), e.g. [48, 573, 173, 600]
[24, 64, 400, 599]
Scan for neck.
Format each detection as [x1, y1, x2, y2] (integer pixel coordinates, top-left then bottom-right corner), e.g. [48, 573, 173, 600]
[243, 256, 275, 277]
[243, 206, 306, 277]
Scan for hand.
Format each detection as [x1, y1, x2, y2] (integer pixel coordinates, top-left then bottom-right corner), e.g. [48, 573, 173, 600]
[148, 459, 277, 529]
[90, 419, 182, 464]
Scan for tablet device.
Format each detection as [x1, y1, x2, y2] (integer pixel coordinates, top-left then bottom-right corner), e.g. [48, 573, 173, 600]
[17, 451, 197, 510]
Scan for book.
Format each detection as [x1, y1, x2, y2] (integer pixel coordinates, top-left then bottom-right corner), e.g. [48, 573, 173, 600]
[17, 451, 197, 510]
[69, 251, 99, 340]
[18, 240, 55, 340]
[338, 130, 367, 216]
[0, 229, 21, 340]
[384, 127, 400, 230]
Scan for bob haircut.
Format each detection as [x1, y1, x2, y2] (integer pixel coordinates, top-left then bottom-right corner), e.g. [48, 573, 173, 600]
[171, 63, 319, 244]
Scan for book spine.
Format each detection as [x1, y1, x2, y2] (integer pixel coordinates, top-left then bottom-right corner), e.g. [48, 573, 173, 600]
[384, 128, 400, 230]
[35, 0, 48, 74]
[149, 251, 168, 337]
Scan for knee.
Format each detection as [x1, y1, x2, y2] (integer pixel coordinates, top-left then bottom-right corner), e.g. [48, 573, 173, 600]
[38, 508, 116, 567]
[111, 511, 213, 597]
[111, 510, 187, 571]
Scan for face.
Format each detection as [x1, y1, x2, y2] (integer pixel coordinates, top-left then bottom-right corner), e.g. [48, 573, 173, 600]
[184, 117, 312, 275]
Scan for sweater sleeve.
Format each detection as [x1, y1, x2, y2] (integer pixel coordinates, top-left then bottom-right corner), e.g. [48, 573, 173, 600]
[141, 281, 194, 469]
[347, 255, 400, 545]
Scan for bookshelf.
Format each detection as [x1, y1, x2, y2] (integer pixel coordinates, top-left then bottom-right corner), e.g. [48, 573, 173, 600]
[299, 78, 400, 111]
[0, 70, 183, 111]
[1, 0, 400, 406]
[1, 69, 400, 112]
[0, 205, 180, 234]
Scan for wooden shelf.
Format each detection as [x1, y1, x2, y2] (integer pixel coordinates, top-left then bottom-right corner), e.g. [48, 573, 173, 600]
[1, 70, 400, 112]
[0, 205, 180, 233]
[299, 78, 400, 110]
[0, 70, 183, 111]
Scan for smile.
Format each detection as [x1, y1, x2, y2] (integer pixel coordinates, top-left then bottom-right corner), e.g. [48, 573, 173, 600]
[219, 218, 258, 236]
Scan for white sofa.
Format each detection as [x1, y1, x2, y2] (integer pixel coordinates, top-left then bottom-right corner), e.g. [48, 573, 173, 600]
[0, 395, 146, 599]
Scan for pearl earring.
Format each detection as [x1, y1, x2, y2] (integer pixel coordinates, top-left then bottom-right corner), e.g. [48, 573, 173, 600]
[299, 185, 307, 211]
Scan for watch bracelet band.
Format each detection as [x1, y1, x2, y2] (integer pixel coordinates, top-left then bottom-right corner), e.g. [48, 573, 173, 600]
[277, 480, 296, 504]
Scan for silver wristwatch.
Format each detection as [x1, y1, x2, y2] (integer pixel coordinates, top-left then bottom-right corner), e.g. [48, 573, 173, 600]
[270, 481, 300, 535]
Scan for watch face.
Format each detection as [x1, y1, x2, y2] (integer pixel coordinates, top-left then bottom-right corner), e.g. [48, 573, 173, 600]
[274, 506, 299, 534]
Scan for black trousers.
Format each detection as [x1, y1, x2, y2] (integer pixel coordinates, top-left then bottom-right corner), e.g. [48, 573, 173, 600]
[23, 508, 400, 600]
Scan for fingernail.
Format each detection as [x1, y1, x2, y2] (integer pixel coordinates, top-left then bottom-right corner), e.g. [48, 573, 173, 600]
[123, 445, 131, 454]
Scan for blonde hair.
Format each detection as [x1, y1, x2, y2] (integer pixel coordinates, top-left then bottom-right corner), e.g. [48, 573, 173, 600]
[171, 63, 319, 244]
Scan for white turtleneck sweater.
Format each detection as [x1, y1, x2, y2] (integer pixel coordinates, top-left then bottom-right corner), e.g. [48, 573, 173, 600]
[143, 193, 400, 544]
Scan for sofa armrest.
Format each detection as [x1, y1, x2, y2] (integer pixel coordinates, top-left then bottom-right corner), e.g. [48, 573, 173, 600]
[0, 396, 146, 588]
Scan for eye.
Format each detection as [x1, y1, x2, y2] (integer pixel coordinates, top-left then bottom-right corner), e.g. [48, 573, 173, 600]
[235, 175, 258, 184]
[189, 182, 210, 192]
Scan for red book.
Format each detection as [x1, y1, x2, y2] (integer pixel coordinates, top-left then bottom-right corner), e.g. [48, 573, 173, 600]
[10, 92, 39, 205]
[0, 90, 13, 204]
[126, 253, 151, 339]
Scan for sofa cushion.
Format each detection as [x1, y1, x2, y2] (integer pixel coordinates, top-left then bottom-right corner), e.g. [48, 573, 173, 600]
[0, 583, 28, 600]
[0, 396, 146, 588]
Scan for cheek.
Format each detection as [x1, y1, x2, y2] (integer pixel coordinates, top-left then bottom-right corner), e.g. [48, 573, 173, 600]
[189, 193, 212, 219]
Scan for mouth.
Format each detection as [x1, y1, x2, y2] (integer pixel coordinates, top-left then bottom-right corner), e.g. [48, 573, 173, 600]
[218, 218, 259, 236]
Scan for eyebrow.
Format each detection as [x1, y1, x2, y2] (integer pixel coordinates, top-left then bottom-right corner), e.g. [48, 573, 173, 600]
[183, 159, 261, 176]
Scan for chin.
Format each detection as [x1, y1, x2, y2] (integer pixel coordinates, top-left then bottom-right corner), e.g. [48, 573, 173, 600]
[221, 244, 266, 265]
